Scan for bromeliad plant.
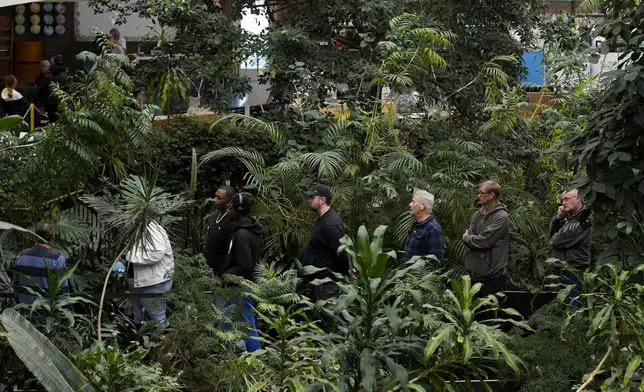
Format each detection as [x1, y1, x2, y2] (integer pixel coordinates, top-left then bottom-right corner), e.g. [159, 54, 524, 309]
[420, 275, 526, 390]
[303, 225, 525, 392]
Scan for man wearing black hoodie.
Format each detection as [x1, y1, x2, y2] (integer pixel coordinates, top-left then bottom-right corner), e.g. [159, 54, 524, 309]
[462, 180, 510, 298]
[222, 193, 262, 280]
[218, 193, 262, 352]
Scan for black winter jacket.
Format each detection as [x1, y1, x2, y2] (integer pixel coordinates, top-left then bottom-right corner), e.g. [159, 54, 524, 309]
[222, 216, 262, 280]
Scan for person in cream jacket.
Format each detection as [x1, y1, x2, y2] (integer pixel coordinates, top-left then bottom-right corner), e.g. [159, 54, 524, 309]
[126, 220, 174, 328]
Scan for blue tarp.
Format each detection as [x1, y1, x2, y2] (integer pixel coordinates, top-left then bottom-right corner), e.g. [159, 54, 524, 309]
[522, 51, 545, 86]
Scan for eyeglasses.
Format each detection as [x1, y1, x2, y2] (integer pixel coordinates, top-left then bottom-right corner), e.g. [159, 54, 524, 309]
[561, 196, 579, 202]
[478, 191, 493, 195]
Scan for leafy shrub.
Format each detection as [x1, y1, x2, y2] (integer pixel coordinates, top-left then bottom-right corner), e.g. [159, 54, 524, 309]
[507, 303, 602, 392]
[151, 116, 281, 198]
[74, 341, 180, 392]
[156, 253, 249, 391]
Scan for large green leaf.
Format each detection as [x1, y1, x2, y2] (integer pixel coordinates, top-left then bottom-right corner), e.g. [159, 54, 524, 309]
[385, 356, 409, 390]
[0, 115, 24, 131]
[0, 308, 93, 392]
[356, 226, 373, 276]
[360, 348, 377, 392]
[0, 221, 44, 242]
[424, 325, 453, 363]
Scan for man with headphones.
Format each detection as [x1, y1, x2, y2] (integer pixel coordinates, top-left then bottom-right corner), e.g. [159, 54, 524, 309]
[218, 192, 262, 352]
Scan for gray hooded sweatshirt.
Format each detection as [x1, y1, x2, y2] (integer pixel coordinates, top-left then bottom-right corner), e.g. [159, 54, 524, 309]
[463, 203, 510, 280]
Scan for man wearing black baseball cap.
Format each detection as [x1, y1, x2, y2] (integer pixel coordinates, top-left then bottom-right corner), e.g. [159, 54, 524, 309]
[304, 184, 349, 302]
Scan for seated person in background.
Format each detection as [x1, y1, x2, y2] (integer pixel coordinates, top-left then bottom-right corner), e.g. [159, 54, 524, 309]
[14, 222, 69, 305]
[2, 75, 29, 116]
[109, 28, 127, 52]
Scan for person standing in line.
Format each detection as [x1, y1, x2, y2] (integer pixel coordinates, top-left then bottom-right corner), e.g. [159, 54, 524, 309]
[46, 55, 70, 122]
[401, 190, 444, 264]
[14, 222, 69, 305]
[218, 193, 262, 352]
[304, 184, 350, 302]
[35, 60, 53, 110]
[127, 221, 174, 328]
[204, 186, 236, 275]
[462, 180, 510, 297]
[549, 188, 592, 309]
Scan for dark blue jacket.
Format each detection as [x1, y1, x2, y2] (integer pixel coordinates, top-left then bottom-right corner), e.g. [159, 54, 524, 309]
[401, 216, 444, 263]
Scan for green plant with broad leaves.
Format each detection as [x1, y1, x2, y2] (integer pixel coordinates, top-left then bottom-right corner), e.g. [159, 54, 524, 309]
[302, 225, 524, 391]
[371, 13, 455, 91]
[552, 263, 644, 391]
[73, 340, 180, 392]
[0, 308, 93, 392]
[246, 304, 339, 392]
[418, 274, 526, 390]
[568, 0, 644, 269]
[0, 307, 180, 392]
[13, 262, 96, 349]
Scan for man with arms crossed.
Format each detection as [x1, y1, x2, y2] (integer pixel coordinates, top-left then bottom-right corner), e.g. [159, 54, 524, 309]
[462, 180, 510, 297]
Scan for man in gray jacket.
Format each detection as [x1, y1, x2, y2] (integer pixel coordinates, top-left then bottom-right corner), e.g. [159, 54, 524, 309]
[462, 180, 510, 297]
[549, 188, 591, 308]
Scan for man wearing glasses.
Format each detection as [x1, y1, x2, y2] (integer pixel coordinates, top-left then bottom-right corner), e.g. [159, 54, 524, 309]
[549, 189, 591, 308]
[462, 180, 510, 298]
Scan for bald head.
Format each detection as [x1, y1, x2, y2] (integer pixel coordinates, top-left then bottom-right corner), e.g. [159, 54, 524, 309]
[561, 189, 583, 215]
[39, 60, 50, 73]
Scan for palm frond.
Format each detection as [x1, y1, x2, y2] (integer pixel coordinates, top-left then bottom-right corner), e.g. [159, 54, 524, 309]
[212, 114, 284, 146]
[298, 150, 348, 181]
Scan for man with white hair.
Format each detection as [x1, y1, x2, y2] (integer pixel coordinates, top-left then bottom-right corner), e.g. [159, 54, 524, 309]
[550, 188, 592, 309]
[401, 190, 444, 263]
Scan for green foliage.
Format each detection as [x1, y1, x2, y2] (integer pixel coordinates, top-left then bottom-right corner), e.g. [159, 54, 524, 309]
[303, 225, 525, 391]
[541, 13, 596, 93]
[0, 308, 93, 392]
[157, 253, 255, 391]
[508, 303, 603, 392]
[148, 63, 191, 115]
[14, 262, 96, 349]
[88, 0, 256, 111]
[552, 263, 644, 391]
[569, 0, 644, 268]
[74, 341, 180, 392]
[372, 13, 455, 90]
[151, 115, 281, 198]
[248, 304, 337, 391]
[80, 174, 186, 254]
